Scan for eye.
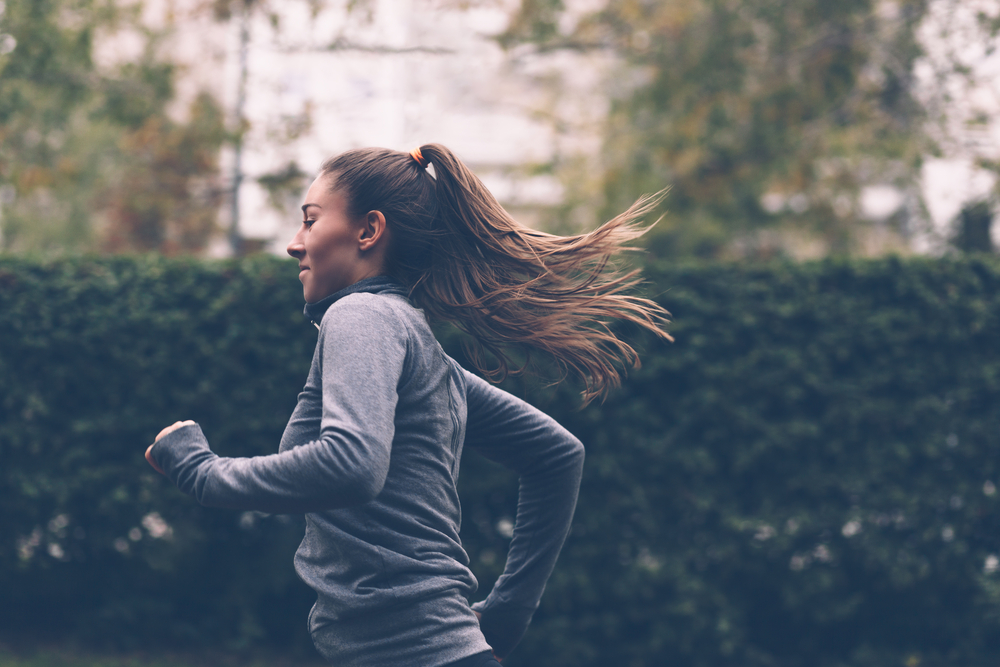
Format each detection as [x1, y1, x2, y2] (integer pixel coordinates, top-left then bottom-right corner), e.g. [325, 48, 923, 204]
[303, 219, 316, 227]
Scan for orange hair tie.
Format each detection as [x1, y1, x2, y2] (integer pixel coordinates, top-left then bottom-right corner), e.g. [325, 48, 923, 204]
[410, 147, 428, 168]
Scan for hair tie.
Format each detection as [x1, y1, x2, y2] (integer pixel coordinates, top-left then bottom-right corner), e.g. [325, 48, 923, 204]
[410, 147, 428, 169]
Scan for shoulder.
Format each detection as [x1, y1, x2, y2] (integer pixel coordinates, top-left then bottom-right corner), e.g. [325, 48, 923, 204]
[312, 294, 416, 371]
[318, 292, 421, 339]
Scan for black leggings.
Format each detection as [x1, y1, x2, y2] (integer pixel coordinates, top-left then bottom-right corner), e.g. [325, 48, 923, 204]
[443, 650, 502, 667]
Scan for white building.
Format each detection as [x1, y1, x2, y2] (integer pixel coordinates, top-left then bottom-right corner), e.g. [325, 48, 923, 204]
[104, 0, 1000, 257]
[113, 0, 611, 255]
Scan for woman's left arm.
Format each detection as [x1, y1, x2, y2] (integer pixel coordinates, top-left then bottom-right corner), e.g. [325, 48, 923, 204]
[462, 371, 585, 659]
[145, 297, 405, 514]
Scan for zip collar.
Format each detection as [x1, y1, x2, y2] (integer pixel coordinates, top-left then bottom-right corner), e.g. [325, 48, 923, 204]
[303, 276, 408, 328]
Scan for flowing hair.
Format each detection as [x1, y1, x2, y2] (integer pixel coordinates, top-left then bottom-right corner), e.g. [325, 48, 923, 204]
[320, 143, 672, 403]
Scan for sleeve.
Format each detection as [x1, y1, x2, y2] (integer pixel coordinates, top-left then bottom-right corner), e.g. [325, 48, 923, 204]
[463, 371, 585, 659]
[147, 298, 406, 514]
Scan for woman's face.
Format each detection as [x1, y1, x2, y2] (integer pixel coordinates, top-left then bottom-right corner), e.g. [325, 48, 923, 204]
[287, 174, 377, 303]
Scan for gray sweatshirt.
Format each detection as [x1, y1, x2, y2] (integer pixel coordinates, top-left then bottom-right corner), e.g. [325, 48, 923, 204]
[149, 276, 584, 667]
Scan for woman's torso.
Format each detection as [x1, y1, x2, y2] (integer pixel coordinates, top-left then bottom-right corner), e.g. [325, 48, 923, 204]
[279, 284, 491, 666]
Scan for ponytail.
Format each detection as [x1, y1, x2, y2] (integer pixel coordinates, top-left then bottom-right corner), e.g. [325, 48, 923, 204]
[321, 144, 672, 403]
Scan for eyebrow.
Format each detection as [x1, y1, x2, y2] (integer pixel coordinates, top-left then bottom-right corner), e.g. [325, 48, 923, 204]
[301, 204, 321, 214]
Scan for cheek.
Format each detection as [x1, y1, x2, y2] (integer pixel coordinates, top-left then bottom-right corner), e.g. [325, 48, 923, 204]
[307, 234, 351, 278]
[305, 230, 329, 259]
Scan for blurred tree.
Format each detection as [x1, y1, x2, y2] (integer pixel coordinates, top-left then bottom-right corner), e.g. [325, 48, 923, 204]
[951, 200, 995, 253]
[917, 0, 1000, 253]
[100, 93, 227, 253]
[258, 160, 310, 212]
[0, 0, 227, 254]
[501, 0, 951, 259]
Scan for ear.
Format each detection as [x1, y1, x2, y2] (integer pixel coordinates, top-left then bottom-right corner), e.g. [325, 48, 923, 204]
[358, 210, 388, 252]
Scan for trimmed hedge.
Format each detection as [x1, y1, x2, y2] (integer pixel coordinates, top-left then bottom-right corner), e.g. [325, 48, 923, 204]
[2, 255, 1000, 667]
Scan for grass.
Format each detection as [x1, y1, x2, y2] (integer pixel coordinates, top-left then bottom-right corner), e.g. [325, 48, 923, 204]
[0, 644, 327, 667]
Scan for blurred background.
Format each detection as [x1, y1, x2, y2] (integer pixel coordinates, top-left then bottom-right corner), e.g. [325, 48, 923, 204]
[1, 0, 998, 260]
[3, 2, 1000, 667]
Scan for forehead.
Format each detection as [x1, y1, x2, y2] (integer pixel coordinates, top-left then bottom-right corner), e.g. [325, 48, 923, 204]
[304, 173, 335, 201]
[303, 173, 349, 210]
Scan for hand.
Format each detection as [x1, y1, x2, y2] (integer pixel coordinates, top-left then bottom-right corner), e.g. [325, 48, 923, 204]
[145, 444, 165, 475]
[145, 420, 195, 475]
[155, 420, 195, 442]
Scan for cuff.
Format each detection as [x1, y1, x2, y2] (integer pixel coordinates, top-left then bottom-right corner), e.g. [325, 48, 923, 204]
[149, 423, 216, 496]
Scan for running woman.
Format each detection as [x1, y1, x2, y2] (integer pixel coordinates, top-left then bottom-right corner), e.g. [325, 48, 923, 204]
[146, 144, 671, 667]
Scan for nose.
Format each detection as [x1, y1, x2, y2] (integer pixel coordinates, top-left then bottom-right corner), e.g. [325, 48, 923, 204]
[287, 225, 306, 259]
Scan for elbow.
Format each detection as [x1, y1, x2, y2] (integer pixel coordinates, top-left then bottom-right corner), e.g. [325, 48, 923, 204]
[342, 462, 388, 505]
[352, 471, 385, 504]
[568, 434, 585, 470]
[556, 425, 584, 464]
[314, 433, 391, 507]
[538, 430, 584, 479]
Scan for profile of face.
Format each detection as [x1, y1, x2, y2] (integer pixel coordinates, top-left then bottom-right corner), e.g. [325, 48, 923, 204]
[286, 173, 389, 303]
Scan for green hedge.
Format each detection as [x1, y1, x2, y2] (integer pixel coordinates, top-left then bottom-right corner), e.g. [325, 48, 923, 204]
[2, 255, 1000, 667]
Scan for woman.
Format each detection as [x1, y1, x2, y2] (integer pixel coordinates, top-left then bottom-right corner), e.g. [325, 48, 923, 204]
[146, 144, 671, 667]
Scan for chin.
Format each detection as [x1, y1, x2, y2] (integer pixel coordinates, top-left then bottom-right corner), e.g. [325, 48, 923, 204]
[301, 281, 320, 303]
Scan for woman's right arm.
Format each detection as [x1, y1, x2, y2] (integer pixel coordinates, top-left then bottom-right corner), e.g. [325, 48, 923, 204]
[463, 371, 584, 660]
[145, 298, 406, 514]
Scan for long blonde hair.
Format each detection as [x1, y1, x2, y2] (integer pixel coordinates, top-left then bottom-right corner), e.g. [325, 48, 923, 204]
[321, 144, 672, 403]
